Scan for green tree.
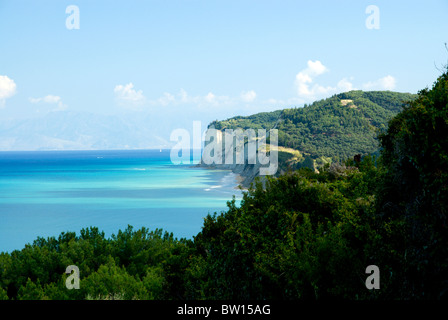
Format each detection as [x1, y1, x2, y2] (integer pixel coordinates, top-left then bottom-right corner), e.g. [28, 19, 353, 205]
[0, 287, 8, 300]
[82, 256, 148, 300]
[17, 278, 47, 300]
[377, 69, 448, 299]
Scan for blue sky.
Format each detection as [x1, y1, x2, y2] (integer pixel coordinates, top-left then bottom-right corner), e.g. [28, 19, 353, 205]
[0, 0, 447, 149]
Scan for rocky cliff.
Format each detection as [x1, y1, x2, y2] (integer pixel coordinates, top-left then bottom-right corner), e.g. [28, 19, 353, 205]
[198, 126, 278, 188]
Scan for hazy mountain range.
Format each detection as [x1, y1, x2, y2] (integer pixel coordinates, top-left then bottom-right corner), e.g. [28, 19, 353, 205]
[0, 111, 179, 151]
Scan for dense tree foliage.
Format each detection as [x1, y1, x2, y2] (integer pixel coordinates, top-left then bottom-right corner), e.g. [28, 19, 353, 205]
[376, 71, 448, 299]
[191, 159, 381, 300]
[0, 78, 446, 300]
[0, 227, 193, 300]
[212, 91, 416, 163]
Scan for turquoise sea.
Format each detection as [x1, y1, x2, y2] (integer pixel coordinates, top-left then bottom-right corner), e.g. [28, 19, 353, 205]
[0, 149, 243, 253]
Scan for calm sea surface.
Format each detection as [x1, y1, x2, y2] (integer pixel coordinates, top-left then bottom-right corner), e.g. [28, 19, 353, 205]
[0, 150, 243, 253]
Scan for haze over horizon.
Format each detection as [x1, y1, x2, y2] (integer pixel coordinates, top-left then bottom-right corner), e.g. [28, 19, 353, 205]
[1, 0, 447, 150]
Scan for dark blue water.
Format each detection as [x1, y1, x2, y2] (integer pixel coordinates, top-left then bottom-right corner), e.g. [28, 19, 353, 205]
[0, 150, 242, 253]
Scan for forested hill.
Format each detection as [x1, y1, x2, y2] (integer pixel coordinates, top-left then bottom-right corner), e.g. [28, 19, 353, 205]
[210, 90, 417, 170]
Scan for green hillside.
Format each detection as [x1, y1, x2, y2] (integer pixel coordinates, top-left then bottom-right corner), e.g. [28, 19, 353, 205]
[210, 91, 417, 170]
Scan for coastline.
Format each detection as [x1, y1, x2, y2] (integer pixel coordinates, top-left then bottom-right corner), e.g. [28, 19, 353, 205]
[193, 163, 247, 191]
[234, 173, 246, 190]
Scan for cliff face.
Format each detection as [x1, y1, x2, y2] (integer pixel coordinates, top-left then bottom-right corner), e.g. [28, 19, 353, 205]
[198, 126, 276, 188]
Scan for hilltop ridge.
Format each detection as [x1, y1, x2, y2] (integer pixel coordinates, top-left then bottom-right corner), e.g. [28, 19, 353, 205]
[200, 90, 417, 186]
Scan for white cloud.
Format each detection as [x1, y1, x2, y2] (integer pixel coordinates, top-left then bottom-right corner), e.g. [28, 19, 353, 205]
[202, 92, 232, 107]
[307, 60, 329, 76]
[241, 90, 257, 102]
[29, 94, 67, 111]
[0, 75, 17, 107]
[362, 75, 396, 90]
[337, 78, 355, 92]
[174, 88, 200, 105]
[292, 61, 398, 104]
[157, 92, 176, 106]
[263, 61, 398, 107]
[295, 60, 333, 98]
[30, 95, 61, 104]
[114, 83, 146, 108]
[204, 92, 216, 103]
[179, 88, 189, 103]
[43, 95, 62, 104]
[146, 89, 232, 108]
